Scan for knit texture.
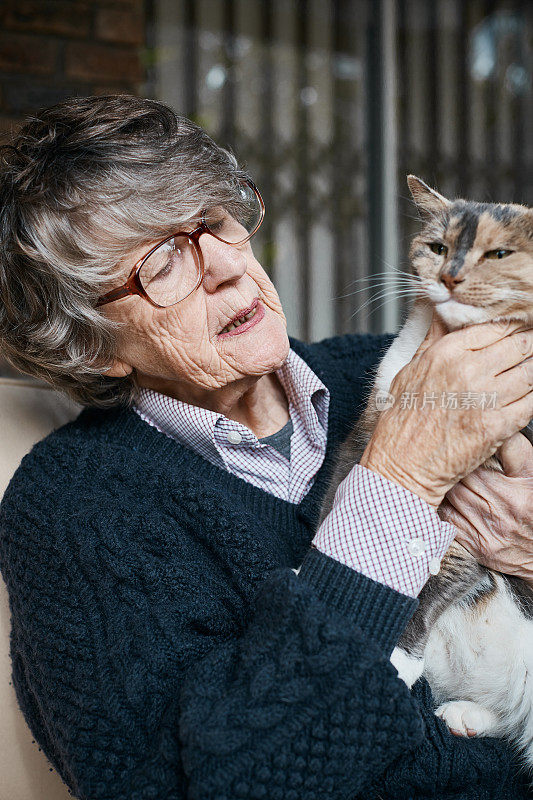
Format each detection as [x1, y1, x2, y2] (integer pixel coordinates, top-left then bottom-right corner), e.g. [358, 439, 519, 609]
[0, 333, 530, 800]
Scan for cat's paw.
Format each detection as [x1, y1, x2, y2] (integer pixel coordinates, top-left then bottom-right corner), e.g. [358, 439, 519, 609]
[435, 700, 501, 738]
[390, 646, 424, 689]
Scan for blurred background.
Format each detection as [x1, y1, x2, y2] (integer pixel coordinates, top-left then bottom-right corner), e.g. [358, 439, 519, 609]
[0, 0, 531, 381]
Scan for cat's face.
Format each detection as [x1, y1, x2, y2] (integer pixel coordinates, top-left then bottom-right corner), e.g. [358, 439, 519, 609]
[408, 176, 533, 331]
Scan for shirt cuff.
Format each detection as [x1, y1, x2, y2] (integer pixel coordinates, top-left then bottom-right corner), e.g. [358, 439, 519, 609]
[310, 464, 456, 598]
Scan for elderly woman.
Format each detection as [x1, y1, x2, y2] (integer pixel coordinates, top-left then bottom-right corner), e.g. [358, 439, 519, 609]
[0, 96, 532, 800]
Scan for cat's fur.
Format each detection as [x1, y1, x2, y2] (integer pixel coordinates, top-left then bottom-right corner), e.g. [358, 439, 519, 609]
[321, 176, 533, 775]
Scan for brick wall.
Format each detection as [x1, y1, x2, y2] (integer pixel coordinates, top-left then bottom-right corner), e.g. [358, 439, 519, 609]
[0, 0, 146, 139]
[0, 0, 146, 378]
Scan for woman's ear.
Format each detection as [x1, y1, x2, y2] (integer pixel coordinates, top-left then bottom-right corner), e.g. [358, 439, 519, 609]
[101, 359, 133, 378]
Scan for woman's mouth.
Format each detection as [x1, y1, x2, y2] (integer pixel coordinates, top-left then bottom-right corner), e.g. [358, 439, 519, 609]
[218, 300, 264, 337]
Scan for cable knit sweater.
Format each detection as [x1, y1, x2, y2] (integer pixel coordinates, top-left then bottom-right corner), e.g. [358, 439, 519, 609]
[0, 333, 530, 800]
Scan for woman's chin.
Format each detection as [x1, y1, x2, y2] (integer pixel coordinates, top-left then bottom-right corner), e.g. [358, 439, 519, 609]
[218, 305, 289, 374]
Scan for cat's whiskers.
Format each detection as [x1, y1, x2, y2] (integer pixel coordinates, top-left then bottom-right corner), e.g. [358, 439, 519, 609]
[353, 286, 421, 303]
[341, 263, 426, 314]
[337, 282, 419, 303]
[345, 274, 419, 286]
[340, 275, 417, 290]
[470, 284, 531, 304]
[353, 292, 422, 319]
[499, 289, 533, 304]
[336, 271, 420, 302]
[346, 275, 420, 286]
[491, 284, 530, 298]
[342, 266, 421, 289]
[338, 283, 414, 300]
[351, 286, 422, 317]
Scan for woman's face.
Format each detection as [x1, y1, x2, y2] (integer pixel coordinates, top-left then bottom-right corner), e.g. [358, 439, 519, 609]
[101, 231, 290, 397]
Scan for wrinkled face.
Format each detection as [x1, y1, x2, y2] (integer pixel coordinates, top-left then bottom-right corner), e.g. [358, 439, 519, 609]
[100, 230, 289, 395]
[408, 177, 533, 331]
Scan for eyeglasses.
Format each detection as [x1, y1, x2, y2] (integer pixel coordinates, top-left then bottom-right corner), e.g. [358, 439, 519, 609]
[96, 179, 265, 309]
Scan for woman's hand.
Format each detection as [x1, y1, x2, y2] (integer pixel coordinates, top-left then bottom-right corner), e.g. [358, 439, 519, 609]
[360, 313, 533, 508]
[439, 432, 533, 585]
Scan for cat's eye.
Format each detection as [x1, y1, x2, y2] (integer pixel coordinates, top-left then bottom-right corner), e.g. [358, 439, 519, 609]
[428, 242, 448, 256]
[484, 249, 514, 260]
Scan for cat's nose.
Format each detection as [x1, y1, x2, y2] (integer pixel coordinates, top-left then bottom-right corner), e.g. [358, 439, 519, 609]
[440, 273, 465, 291]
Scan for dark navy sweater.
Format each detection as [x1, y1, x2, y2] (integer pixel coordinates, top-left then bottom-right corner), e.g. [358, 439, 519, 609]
[0, 333, 530, 800]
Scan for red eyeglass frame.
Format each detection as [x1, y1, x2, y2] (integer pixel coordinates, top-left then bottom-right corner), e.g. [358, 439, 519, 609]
[96, 179, 265, 309]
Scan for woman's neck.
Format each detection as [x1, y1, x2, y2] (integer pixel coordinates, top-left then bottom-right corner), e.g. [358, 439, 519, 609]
[138, 371, 290, 439]
[222, 372, 290, 438]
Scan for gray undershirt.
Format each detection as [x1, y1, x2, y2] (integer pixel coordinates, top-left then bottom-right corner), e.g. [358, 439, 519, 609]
[258, 418, 293, 461]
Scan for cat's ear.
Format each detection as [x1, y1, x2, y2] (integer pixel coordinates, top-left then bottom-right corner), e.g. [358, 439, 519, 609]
[407, 175, 450, 219]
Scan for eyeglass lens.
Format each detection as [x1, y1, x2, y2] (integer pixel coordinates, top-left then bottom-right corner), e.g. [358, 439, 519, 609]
[139, 236, 201, 307]
[203, 182, 263, 244]
[138, 183, 263, 307]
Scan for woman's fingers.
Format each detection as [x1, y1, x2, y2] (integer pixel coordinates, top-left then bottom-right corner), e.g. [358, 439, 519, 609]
[440, 321, 533, 378]
[497, 432, 533, 478]
[447, 319, 531, 354]
[499, 389, 533, 439]
[492, 357, 533, 406]
[480, 329, 533, 375]
[438, 499, 481, 547]
[443, 457, 533, 579]
[444, 479, 508, 569]
[446, 477, 495, 523]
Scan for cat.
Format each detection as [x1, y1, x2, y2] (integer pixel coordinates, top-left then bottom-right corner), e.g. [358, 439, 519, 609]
[320, 175, 533, 775]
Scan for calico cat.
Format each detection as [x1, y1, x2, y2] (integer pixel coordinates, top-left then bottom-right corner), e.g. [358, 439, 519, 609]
[321, 176, 533, 773]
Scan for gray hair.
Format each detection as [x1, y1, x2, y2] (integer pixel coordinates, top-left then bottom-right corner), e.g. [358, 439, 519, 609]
[0, 95, 248, 407]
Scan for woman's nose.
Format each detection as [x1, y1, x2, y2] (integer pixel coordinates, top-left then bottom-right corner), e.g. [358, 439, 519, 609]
[199, 234, 248, 292]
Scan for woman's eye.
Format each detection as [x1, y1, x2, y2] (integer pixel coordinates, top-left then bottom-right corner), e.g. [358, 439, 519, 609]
[485, 248, 514, 259]
[149, 248, 183, 281]
[208, 218, 225, 233]
[203, 205, 228, 234]
[154, 258, 174, 280]
[429, 242, 448, 256]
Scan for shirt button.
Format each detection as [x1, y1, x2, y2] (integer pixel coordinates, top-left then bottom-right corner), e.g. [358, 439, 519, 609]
[428, 557, 441, 575]
[406, 537, 428, 557]
[226, 431, 243, 445]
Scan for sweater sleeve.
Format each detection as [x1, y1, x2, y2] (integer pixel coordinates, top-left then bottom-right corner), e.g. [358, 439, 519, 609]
[0, 500, 522, 800]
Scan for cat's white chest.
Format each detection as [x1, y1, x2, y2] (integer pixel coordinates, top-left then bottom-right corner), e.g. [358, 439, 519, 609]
[375, 302, 433, 395]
